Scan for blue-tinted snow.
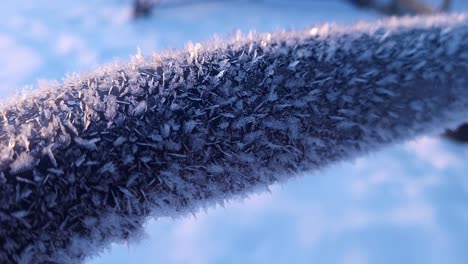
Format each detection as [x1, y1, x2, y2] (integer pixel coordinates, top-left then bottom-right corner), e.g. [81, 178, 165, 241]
[0, 1, 467, 264]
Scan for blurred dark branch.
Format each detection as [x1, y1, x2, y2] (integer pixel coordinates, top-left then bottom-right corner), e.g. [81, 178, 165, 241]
[132, 0, 231, 19]
[351, 0, 451, 16]
[133, 0, 158, 18]
[444, 124, 468, 143]
[133, 0, 452, 19]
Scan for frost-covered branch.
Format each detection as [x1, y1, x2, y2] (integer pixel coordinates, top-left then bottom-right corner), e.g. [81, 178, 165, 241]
[1, 13, 468, 263]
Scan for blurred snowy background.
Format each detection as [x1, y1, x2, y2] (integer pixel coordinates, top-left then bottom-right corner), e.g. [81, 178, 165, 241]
[1, 0, 468, 263]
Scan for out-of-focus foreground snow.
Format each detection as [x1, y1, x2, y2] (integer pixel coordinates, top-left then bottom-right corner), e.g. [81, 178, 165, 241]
[1, 1, 468, 263]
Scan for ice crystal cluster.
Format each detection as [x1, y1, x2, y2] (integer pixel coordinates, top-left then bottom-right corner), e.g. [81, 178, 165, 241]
[1, 13, 468, 263]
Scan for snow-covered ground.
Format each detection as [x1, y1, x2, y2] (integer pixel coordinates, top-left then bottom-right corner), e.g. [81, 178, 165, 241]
[1, 1, 468, 263]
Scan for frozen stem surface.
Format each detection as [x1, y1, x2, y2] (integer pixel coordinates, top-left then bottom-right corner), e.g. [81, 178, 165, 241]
[1, 12, 468, 263]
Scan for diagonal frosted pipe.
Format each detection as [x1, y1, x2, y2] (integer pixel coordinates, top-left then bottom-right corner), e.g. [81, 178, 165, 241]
[1, 13, 468, 263]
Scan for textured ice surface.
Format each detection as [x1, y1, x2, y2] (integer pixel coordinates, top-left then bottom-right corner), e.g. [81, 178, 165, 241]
[1, 11, 468, 263]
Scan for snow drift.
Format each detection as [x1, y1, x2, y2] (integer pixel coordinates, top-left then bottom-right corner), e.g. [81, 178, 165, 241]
[0, 13, 467, 263]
